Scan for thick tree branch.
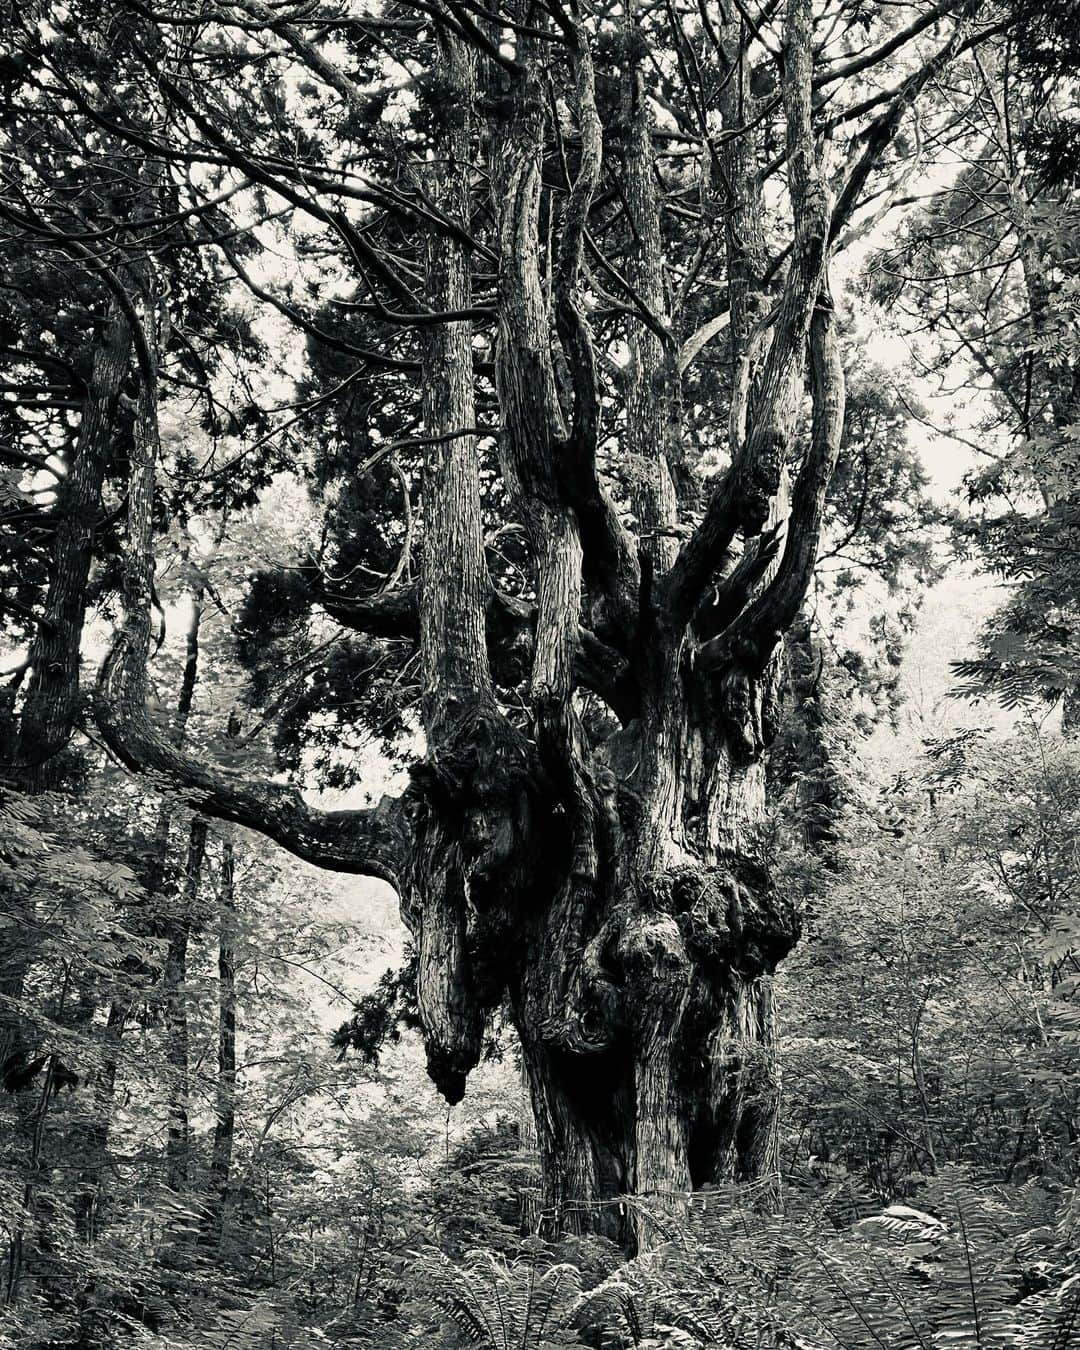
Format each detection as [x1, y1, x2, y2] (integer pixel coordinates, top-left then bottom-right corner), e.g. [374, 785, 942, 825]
[829, 0, 987, 246]
[315, 581, 421, 640]
[97, 633, 407, 883]
[663, 0, 829, 632]
[94, 289, 406, 888]
[813, 0, 962, 92]
[553, 28, 602, 464]
[698, 289, 845, 675]
[491, 20, 586, 735]
[678, 309, 730, 374]
[622, 0, 681, 573]
[319, 579, 635, 718]
[693, 522, 785, 641]
[418, 34, 494, 732]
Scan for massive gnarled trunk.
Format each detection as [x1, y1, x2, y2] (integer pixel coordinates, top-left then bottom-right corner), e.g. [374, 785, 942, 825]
[93, 0, 978, 1254]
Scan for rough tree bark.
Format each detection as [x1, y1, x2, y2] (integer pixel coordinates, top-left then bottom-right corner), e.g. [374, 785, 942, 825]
[93, 0, 982, 1254]
[419, 0, 835, 1245]
[14, 295, 130, 786]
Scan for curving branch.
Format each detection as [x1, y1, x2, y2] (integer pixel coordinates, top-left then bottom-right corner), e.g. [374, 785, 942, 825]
[828, 0, 988, 248]
[678, 309, 730, 375]
[660, 468, 744, 634]
[697, 288, 846, 676]
[693, 521, 785, 642]
[94, 286, 407, 889]
[812, 0, 963, 93]
[668, 2, 999, 640]
[732, 0, 831, 530]
[315, 580, 421, 641]
[96, 635, 407, 884]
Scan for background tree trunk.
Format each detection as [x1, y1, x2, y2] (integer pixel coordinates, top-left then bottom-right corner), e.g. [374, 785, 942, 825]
[164, 817, 207, 1193]
[74, 1000, 128, 1243]
[206, 835, 237, 1244]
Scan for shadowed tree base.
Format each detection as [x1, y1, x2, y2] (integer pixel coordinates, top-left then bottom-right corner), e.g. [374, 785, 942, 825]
[401, 703, 799, 1249]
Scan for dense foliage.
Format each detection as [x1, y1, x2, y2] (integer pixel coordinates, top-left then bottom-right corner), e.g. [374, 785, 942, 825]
[3, 710, 1079, 1347]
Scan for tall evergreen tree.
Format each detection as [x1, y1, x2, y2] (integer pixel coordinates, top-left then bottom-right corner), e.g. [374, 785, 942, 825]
[0, 0, 1015, 1247]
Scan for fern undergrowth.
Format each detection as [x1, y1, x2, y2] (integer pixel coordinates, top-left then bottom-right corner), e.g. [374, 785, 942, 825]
[381, 1169, 1080, 1350]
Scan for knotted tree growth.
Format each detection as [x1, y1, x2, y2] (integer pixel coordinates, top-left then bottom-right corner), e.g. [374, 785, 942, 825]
[57, 0, 1011, 1244]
